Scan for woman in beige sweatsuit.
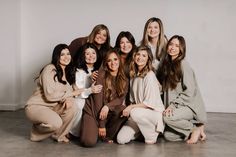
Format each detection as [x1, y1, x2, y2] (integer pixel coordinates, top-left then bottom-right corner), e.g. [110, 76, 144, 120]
[25, 44, 82, 143]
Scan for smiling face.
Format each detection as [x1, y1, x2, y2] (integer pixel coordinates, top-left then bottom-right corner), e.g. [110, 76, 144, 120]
[85, 47, 97, 67]
[147, 21, 160, 39]
[59, 48, 71, 68]
[120, 37, 133, 54]
[94, 29, 107, 45]
[134, 50, 148, 71]
[106, 52, 120, 74]
[167, 38, 180, 60]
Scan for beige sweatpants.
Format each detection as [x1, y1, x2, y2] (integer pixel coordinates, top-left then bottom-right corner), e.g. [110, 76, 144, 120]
[117, 108, 163, 144]
[163, 105, 194, 141]
[25, 103, 77, 142]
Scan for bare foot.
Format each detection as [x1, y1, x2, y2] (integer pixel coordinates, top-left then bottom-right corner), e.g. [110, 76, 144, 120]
[186, 127, 201, 144]
[199, 125, 207, 141]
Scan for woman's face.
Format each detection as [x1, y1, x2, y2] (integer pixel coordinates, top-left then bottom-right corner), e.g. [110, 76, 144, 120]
[147, 21, 160, 39]
[134, 50, 148, 70]
[94, 29, 107, 45]
[85, 48, 97, 65]
[120, 37, 132, 54]
[59, 48, 71, 67]
[167, 38, 180, 60]
[107, 52, 120, 72]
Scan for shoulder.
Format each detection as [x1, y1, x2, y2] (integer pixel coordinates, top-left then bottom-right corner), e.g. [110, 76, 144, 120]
[42, 64, 56, 73]
[145, 70, 156, 79]
[181, 60, 193, 72]
[70, 36, 88, 44]
[143, 70, 157, 83]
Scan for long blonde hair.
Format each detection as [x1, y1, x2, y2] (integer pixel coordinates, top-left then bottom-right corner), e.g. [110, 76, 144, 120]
[141, 17, 167, 60]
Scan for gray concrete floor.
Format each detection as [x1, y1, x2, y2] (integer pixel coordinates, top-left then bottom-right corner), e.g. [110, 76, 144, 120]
[0, 110, 236, 157]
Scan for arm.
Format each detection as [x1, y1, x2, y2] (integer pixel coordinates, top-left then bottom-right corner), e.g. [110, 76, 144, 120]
[40, 65, 74, 102]
[170, 61, 197, 107]
[142, 71, 164, 111]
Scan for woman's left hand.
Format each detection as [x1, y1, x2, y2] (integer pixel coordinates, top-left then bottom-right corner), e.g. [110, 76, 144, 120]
[122, 105, 133, 117]
[99, 105, 109, 120]
[98, 127, 106, 138]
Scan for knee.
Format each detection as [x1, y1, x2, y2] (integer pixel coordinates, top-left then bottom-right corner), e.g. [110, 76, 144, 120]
[116, 126, 134, 144]
[80, 137, 97, 147]
[163, 115, 175, 125]
[51, 119, 63, 131]
[130, 108, 146, 124]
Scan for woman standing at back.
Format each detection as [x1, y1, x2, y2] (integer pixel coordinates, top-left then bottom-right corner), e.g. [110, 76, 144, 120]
[69, 24, 111, 68]
[141, 17, 167, 71]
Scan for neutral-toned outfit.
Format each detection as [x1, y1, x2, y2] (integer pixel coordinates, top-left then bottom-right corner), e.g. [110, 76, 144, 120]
[69, 36, 109, 67]
[117, 71, 165, 144]
[80, 69, 128, 147]
[70, 68, 93, 137]
[163, 60, 207, 141]
[69, 36, 88, 57]
[25, 64, 77, 142]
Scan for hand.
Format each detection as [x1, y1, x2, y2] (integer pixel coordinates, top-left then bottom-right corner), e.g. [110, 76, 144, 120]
[73, 88, 84, 97]
[163, 106, 173, 117]
[98, 127, 106, 138]
[64, 98, 74, 109]
[91, 70, 98, 82]
[91, 82, 103, 94]
[122, 105, 133, 117]
[99, 105, 109, 120]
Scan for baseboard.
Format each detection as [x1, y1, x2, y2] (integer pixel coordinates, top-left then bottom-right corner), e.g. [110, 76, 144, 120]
[0, 103, 24, 111]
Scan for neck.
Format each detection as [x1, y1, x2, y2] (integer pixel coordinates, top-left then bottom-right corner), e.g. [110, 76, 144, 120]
[120, 53, 128, 64]
[95, 43, 101, 50]
[137, 65, 145, 72]
[149, 37, 159, 46]
[110, 70, 118, 76]
[86, 63, 94, 69]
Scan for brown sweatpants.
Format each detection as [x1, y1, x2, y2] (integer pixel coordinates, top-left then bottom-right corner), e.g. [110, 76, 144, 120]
[80, 105, 127, 147]
[25, 103, 77, 142]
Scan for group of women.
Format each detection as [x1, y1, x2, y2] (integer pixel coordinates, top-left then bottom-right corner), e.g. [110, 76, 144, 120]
[25, 17, 207, 147]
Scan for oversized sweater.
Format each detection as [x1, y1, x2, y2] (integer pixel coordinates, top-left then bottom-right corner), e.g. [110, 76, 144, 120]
[164, 60, 207, 123]
[83, 69, 128, 128]
[26, 64, 74, 107]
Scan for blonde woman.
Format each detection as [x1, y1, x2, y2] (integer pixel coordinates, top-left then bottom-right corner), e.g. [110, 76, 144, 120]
[117, 46, 164, 144]
[141, 17, 167, 71]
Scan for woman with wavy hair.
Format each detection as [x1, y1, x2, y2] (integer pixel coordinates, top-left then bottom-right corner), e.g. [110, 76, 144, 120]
[69, 43, 103, 138]
[80, 49, 128, 147]
[141, 17, 168, 71]
[156, 35, 207, 144]
[25, 44, 83, 143]
[117, 46, 164, 144]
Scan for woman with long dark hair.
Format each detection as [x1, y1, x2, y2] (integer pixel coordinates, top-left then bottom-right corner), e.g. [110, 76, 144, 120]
[156, 35, 207, 144]
[25, 44, 82, 143]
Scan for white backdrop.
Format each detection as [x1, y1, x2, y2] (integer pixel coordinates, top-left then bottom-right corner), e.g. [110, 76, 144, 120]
[0, 0, 236, 112]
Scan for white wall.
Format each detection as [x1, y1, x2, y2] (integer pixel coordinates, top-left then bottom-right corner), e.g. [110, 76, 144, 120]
[1, 0, 236, 112]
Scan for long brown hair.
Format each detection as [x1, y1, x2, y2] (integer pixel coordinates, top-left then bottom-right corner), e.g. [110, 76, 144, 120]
[103, 49, 128, 102]
[130, 46, 154, 78]
[156, 35, 186, 91]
